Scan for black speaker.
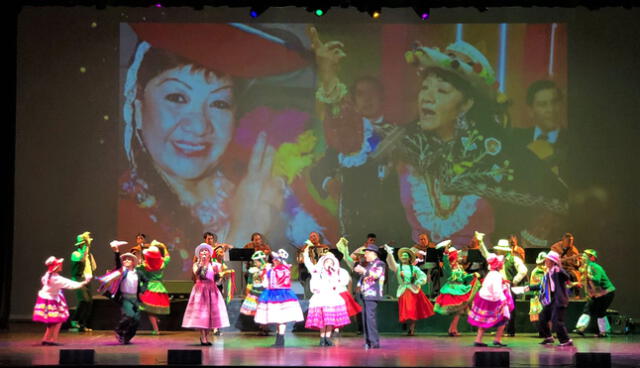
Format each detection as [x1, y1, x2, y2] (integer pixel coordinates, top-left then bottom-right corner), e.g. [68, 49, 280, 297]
[168, 349, 202, 365]
[575, 352, 611, 368]
[474, 351, 509, 367]
[59, 349, 95, 365]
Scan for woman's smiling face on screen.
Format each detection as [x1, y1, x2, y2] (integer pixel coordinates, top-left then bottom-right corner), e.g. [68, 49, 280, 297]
[138, 65, 235, 180]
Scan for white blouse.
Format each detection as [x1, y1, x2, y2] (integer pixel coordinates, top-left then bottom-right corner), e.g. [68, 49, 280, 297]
[37, 272, 85, 301]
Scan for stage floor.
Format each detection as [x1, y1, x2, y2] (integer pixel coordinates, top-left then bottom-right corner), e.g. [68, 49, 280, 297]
[1, 325, 639, 367]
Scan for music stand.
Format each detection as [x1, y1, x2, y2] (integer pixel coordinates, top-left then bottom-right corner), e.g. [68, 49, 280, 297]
[229, 248, 254, 262]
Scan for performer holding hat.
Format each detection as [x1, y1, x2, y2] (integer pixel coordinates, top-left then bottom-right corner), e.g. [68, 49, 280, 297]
[33, 256, 91, 345]
[434, 243, 480, 337]
[384, 245, 434, 336]
[97, 240, 148, 344]
[255, 249, 304, 347]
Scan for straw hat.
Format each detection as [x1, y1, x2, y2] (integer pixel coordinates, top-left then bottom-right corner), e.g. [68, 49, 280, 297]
[398, 248, 416, 264]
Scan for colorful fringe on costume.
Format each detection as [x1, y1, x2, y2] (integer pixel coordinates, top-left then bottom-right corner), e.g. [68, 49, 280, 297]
[33, 296, 70, 324]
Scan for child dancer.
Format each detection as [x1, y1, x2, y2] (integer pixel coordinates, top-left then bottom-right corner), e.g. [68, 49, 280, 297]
[467, 253, 514, 347]
[182, 243, 230, 345]
[138, 241, 171, 335]
[255, 249, 304, 347]
[239, 250, 270, 336]
[384, 245, 434, 336]
[434, 244, 480, 336]
[33, 257, 91, 345]
[304, 247, 351, 346]
[528, 252, 547, 336]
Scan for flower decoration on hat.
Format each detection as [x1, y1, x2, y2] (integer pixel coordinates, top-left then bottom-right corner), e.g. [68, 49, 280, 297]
[272, 248, 289, 262]
[45, 256, 64, 272]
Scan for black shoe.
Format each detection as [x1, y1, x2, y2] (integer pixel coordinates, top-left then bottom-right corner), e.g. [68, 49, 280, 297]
[492, 341, 508, 347]
[539, 338, 554, 345]
[325, 337, 334, 347]
[473, 342, 488, 347]
[271, 334, 285, 347]
[319, 337, 326, 347]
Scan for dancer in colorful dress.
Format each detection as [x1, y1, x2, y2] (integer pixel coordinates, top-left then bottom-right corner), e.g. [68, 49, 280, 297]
[182, 243, 230, 345]
[528, 251, 547, 336]
[33, 257, 91, 345]
[303, 246, 351, 346]
[239, 250, 270, 336]
[255, 249, 304, 347]
[574, 249, 616, 337]
[468, 253, 514, 347]
[384, 244, 434, 335]
[434, 243, 480, 336]
[138, 241, 170, 335]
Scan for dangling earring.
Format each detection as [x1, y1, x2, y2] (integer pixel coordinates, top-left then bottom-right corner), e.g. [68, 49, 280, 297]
[455, 112, 469, 131]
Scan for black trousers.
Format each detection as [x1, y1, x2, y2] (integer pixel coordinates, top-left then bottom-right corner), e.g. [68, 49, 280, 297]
[538, 304, 570, 343]
[362, 299, 380, 347]
[584, 291, 615, 318]
[73, 285, 93, 328]
[506, 290, 517, 335]
[115, 296, 140, 343]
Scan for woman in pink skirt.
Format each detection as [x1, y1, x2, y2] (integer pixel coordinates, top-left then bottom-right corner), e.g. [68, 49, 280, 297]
[182, 243, 230, 345]
[33, 256, 91, 345]
[303, 247, 351, 346]
[467, 253, 514, 347]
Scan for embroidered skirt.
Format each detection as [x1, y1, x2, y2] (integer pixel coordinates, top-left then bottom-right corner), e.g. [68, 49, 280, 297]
[434, 278, 481, 315]
[305, 292, 351, 329]
[33, 295, 69, 324]
[467, 290, 514, 329]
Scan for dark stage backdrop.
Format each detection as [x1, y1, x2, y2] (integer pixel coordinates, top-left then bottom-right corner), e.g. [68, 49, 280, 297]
[10, 6, 639, 319]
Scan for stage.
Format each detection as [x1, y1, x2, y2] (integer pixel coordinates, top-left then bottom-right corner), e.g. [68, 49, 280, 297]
[1, 323, 639, 367]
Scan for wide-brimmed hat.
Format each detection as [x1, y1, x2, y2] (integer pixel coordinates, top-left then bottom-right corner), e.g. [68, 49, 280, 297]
[546, 251, 561, 265]
[405, 40, 500, 103]
[493, 239, 512, 252]
[195, 243, 214, 257]
[74, 231, 92, 246]
[44, 256, 64, 272]
[317, 252, 339, 270]
[535, 251, 548, 265]
[272, 249, 289, 262]
[143, 244, 163, 259]
[129, 23, 311, 78]
[583, 249, 598, 260]
[363, 244, 381, 256]
[398, 248, 416, 264]
[251, 250, 267, 261]
[119, 252, 138, 265]
[435, 240, 452, 249]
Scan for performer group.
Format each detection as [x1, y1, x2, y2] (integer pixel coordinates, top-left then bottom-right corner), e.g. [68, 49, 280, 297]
[32, 228, 616, 349]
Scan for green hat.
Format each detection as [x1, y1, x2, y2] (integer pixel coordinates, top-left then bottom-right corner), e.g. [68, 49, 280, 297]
[74, 231, 92, 246]
[251, 250, 267, 261]
[583, 249, 598, 260]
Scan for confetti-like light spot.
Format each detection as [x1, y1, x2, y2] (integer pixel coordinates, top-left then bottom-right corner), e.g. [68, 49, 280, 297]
[103, 115, 109, 121]
[90, 22, 97, 28]
[80, 66, 86, 73]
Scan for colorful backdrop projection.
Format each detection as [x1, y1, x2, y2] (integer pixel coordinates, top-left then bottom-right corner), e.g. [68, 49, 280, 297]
[117, 22, 568, 279]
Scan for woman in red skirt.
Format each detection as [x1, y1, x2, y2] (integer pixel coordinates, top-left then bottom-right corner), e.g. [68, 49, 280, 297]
[384, 245, 434, 335]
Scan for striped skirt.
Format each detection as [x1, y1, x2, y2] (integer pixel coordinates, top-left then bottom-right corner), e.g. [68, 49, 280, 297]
[239, 285, 264, 316]
[33, 295, 69, 324]
[255, 289, 304, 325]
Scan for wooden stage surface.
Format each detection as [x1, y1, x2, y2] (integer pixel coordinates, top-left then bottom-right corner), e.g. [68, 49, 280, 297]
[1, 324, 639, 367]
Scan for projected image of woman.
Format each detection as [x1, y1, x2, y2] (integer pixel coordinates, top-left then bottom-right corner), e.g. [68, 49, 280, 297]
[118, 24, 313, 274]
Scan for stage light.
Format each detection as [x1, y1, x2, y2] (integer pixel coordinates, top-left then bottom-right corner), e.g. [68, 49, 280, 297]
[368, 8, 381, 19]
[306, 6, 330, 17]
[412, 6, 430, 20]
[249, 6, 268, 18]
